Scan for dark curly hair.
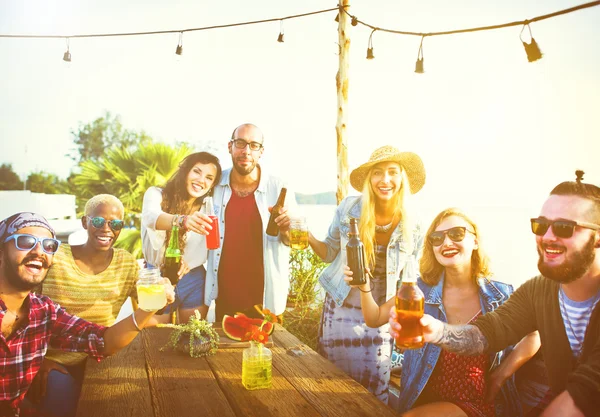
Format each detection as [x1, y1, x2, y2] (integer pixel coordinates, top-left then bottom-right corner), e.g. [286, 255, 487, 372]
[161, 152, 222, 252]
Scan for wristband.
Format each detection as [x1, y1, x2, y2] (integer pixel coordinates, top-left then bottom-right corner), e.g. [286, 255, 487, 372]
[131, 312, 142, 331]
[179, 215, 187, 230]
[172, 214, 180, 227]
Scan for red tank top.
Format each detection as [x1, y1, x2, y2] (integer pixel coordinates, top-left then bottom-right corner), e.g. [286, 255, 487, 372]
[216, 191, 264, 321]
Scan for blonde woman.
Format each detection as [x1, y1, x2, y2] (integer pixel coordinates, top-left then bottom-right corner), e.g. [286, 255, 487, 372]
[308, 145, 425, 403]
[366, 208, 541, 416]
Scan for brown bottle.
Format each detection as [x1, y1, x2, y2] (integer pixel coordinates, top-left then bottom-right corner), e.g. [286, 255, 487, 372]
[346, 217, 367, 286]
[266, 188, 287, 237]
[395, 255, 425, 349]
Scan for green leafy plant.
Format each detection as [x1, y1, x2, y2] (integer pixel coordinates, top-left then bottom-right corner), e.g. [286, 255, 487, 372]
[158, 310, 219, 358]
[283, 248, 327, 350]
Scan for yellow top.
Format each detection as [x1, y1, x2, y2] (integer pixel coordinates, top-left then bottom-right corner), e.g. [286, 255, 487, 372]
[42, 244, 139, 366]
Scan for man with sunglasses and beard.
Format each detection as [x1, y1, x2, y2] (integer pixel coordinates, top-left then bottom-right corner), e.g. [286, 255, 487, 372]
[0, 212, 175, 417]
[206, 123, 296, 321]
[389, 171, 600, 417]
[24, 195, 141, 417]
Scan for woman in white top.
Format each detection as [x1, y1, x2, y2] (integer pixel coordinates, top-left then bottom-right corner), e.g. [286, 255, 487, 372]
[142, 151, 221, 321]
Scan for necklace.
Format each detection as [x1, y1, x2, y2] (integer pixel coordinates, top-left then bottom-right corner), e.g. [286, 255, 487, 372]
[375, 222, 393, 233]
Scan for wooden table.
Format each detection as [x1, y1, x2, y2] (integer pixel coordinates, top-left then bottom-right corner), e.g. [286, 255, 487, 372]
[76, 325, 397, 417]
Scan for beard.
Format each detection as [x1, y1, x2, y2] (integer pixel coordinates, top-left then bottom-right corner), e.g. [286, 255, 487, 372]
[2, 253, 50, 291]
[232, 157, 257, 176]
[537, 235, 596, 284]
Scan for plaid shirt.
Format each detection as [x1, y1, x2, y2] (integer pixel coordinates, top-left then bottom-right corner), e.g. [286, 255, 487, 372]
[0, 293, 107, 417]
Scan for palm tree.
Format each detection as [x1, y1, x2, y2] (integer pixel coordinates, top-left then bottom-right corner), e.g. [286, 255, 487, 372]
[72, 141, 194, 257]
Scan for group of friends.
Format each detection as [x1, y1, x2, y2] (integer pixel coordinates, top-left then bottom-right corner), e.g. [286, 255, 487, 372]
[0, 122, 598, 417]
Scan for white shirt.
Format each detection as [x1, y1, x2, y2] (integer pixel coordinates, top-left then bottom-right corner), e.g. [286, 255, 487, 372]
[205, 167, 296, 315]
[141, 186, 207, 270]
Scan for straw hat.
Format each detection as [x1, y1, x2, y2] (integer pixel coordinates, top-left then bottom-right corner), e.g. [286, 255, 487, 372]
[349, 145, 426, 194]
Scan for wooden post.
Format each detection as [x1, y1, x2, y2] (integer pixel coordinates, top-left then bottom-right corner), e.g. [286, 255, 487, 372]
[335, 1, 350, 204]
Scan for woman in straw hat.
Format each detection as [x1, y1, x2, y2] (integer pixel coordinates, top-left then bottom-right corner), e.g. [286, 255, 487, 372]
[308, 145, 425, 403]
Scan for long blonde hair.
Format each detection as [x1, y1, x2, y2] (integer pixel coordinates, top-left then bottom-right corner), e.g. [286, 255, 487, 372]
[420, 208, 492, 285]
[359, 168, 413, 268]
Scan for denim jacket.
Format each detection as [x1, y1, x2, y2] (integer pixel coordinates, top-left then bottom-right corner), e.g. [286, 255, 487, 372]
[318, 196, 423, 306]
[205, 167, 296, 315]
[397, 274, 522, 416]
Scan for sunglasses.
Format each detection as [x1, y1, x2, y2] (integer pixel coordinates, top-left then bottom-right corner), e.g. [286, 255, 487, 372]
[530, 217, 600, 239]
[230, 139, 263, 151]
[87, 216, 125, 231]
[4, 233, 61, 254]
[428, 226, 475, 247]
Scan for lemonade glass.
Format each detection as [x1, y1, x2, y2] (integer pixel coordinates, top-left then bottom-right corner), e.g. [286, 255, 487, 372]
[137, 268, 167, 312]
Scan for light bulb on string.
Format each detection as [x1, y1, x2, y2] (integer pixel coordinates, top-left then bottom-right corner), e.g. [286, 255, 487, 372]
[62, 38, 71, 62]
[520, 23, 542, 62]
[366, 29, 376, 60]
[414, 36, 425, 74]
[351, 16, 358, 26]
[277, 20, 285, 43]
[175, 32, 183, 55]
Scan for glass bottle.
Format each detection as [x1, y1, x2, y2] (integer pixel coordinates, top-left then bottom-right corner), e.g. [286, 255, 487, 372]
[203, 196, 220, 250]
[163, 224, 181, 285]
[395, 255, 425, 349]
[137, 268, 167, 312]
[266, 188, 287, 237]
[242, 342, 272, 390]
[346, 217, 367, 285]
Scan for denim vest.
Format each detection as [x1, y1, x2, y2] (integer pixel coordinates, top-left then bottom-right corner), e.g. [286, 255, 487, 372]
[397, 275, 522, 417]
[318, 196, 423, 306]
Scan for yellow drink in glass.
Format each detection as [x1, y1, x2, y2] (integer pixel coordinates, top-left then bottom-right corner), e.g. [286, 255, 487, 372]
[242, 343, 272, 390]
[290, 229, 309, 250]
[137, 284, 167, 312]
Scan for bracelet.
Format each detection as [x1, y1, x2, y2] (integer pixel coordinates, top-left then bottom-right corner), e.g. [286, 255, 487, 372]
[131, 312, 142, 332]
[172, 214, 180, 227]
[179, 215, 187, 230]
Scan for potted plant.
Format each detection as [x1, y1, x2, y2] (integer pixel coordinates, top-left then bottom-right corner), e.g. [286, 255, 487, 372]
[158, 310, 219, 358]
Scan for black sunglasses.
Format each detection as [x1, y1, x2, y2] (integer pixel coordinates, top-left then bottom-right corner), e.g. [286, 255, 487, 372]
[428, 226, 475, 247]
[4, 233, 61, 254]
[530, 217, 600, 239]
[230, 139, 263, 151]
[87, 216, 125, 231]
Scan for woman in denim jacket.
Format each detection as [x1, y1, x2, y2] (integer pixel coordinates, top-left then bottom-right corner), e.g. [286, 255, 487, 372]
[308, 145, 426, 404]
[376, 208, 540, 416]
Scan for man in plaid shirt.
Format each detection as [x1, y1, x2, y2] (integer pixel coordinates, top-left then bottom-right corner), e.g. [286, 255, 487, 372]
[0, 212, 175, 417]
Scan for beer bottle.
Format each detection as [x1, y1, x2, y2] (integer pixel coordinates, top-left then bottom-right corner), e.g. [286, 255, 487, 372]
[266, 188, 287, 237]
[163, 224, 181, 286]
[203, 196, 220, 250]
[395, 255, 425, 349]
[346, 217, 367, 286]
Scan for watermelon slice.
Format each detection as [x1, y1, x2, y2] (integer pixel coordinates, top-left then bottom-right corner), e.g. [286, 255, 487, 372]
[221, 314, 274, 341]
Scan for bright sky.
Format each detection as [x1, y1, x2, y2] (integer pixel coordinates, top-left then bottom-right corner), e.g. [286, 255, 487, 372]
[1, 0, 599, 283]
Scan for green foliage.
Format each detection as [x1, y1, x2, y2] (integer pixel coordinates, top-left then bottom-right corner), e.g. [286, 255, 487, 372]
[70, 111, 151, 162]
[26, 171, 71, 194]
[0, 163, 23, 190]
[158, 310, 220, 358]
[282, 248, 327, 351]
[114, 228, 143, 260]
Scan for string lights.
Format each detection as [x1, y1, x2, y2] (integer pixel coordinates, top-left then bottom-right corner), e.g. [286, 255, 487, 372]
[520, 23, 543, 62]
[175, 32, 183, 55]
[0, 2, 598, 67]
[277, 20, 285, 43]
[414, 36, 425, 74]
[366, 29, 375, 60]
[62, 38, 71, 62]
